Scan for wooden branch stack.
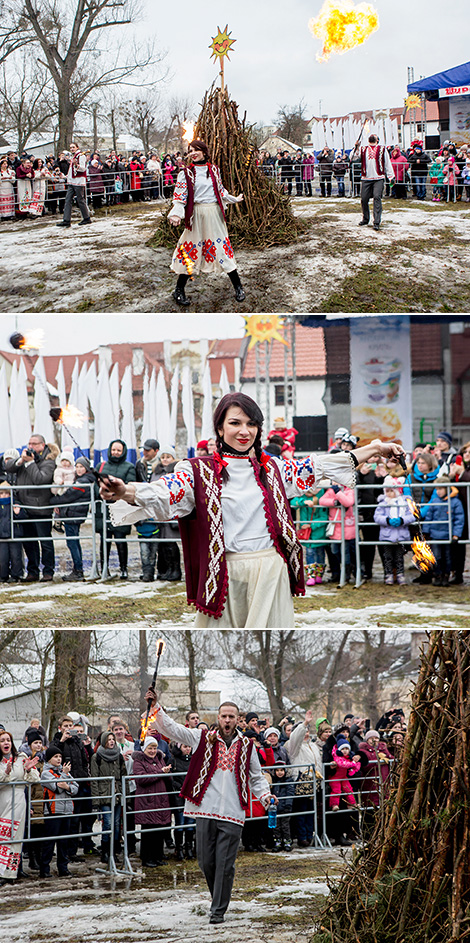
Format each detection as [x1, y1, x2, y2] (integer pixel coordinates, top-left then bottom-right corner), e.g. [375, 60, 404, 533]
[313, 630, 470, 943]
[150, 84, 303, 250]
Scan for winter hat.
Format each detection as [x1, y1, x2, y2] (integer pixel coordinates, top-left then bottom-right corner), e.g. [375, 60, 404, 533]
[315, 716, 328, 732]
[342, 434, 359, 447]
[196, 439, 209, 450]
[75, 456, 91, 471]
[245, 712, 259, 724]
[365, 730, 380, 741]
[157, 444, 177, 462]
[384, 475, 404, 490]
[57, 450, 74, 466]
[27, 730, 44, 746]
[336, 737, 351, 753]
[264, 727, 281, 740]
[143, 736, 159, 751]
[436, 430, 452, 447]
[142, 438, 160, 451]
[2, 448, 20, 462]
[0, 481, 10, 491]
[45, 745, 63, 762]
[334, 427, 349, 439]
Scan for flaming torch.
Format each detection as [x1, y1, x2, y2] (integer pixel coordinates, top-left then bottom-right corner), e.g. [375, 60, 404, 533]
[308, 1, 379, 63]
[406, 496, 436, 573]
[180, 244, 194, 279]
[10, 330, 45, 352]
[49, 406, 92, 468]
[140, 638, 166, 743]
[182, 120, 195, 147]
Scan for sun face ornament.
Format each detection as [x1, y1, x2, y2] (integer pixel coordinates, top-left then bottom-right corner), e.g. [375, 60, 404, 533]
[244, 315, 289, 351]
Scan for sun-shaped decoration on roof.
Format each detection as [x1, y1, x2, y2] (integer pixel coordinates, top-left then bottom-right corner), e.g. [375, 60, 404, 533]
[244, 315, 289, 351]
[405, 94, 423, 111]
[209, 25, 236, 61]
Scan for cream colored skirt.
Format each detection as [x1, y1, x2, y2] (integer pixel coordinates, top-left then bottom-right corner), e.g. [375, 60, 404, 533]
[194, 547, 295, 628]
[170, 203, 237, 276]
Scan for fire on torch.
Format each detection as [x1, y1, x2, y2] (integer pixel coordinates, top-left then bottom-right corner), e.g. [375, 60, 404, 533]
[140, 638, 166, 743]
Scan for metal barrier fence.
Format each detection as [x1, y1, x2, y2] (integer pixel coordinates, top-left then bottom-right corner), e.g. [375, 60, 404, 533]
[1, 755, 394, 875]
[1, 480, 468, 586]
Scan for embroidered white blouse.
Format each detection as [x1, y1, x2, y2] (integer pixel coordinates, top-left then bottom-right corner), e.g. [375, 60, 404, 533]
[109, 451, 355, 554]
[152, 705, 270, 825]
[170, 165, 240, 220]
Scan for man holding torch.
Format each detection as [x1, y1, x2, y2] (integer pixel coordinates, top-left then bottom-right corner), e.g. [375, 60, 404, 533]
[145, 689, 275, 925]
[350, 133, 395, 231]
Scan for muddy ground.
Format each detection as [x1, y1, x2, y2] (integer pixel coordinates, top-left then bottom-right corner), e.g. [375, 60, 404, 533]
[3, 845, 344, 943]
[1, 197, 469, 313]
[1, 534, 468, 627]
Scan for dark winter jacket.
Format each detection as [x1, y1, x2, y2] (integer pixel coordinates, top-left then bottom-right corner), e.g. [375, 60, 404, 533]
[270, 765, 295, 814]
[170, 743, 191, 808]
[90, 749, 125, 807]
[49, 471, 95, 522]
[95, 439, 136, 529]
[52, 730, 90, 780]
[9, 444, 58, 516]
[317, 150, 334, 176]
[132, 749, 171, 826]
[0, 497, 26, 538]
[421, 490, 465, 540]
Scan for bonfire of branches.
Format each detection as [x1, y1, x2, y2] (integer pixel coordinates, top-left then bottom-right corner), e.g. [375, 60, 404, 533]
[150, 84, 303, 250]
[313, 630, 470, 943]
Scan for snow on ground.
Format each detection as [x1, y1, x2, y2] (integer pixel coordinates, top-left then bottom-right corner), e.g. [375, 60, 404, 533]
[1, 197, 469, 312]
[2, 848, 339, 943]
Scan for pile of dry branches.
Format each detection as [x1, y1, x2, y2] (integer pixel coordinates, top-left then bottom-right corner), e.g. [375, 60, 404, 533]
[313, 630, 470, 943]
[150, 84, 303, 250]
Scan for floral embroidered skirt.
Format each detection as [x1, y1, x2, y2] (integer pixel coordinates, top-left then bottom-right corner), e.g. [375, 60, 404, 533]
[170, 202, 237, 276]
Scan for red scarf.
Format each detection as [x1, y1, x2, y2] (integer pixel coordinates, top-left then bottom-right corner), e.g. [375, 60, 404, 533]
[183, 162, 226, 229]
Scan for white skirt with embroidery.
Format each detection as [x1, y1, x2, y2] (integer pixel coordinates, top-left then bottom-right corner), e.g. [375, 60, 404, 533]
[194, 547, 295, 629]
[170, 202, 237, 276]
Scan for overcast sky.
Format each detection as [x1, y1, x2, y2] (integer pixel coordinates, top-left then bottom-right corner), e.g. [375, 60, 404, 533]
[135, 0, 469, 125]
[1, 314, 246, 355]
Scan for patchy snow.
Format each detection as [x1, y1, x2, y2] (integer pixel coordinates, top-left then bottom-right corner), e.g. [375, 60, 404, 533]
[297, 598, 469, 628]
[1, 198, 469, 312]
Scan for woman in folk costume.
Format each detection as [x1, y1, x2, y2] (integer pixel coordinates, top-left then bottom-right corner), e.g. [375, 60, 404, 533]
[100, 393, 405, 628]
[0, 159, 16, 219]
[0, 730, 40, 885]
[168, 139, 245, 306]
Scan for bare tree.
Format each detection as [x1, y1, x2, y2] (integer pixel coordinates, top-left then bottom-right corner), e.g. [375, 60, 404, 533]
[47, 630, 92, 735]
[161, 94, 194, 154]
[0, 53, 56, 152]
[275, 99, 310, 146]
[0, 1, 166, 151]
[120, 92, 160, 153]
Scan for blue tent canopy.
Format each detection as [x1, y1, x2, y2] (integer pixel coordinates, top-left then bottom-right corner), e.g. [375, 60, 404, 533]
[408, 61, 470, 93]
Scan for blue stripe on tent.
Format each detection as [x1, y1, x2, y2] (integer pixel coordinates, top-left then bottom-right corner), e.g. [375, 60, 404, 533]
[408, 61, 470, 92]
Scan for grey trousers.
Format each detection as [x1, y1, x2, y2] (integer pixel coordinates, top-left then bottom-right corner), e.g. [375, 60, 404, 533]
[196, 818, 242, 918]
[361, 178, 384, 226]
[63, 184, 90, 222]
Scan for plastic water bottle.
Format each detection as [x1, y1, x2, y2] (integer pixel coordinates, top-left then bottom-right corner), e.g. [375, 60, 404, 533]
[267, 797, 277, 829]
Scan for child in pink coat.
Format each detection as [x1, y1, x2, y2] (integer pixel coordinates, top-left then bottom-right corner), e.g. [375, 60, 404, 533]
[329, 738, 361, 810]
[319, 485, 356, 582]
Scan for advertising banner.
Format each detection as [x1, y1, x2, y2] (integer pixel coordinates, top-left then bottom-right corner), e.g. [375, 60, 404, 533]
[350, 316, 412, 449]
[449, 97, 470, 145]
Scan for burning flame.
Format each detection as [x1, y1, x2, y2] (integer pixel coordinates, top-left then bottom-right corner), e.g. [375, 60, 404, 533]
[406, 497, 421, 520]
[140, 707, 158, 742]
[182, 120, 195, 144]
[50, 405, 85, 428]
[156, 638, 165, 656]
[308, 0, 379, 63]
[180, 245, 194, 278]
[10, 330, 44, 352]
[411, 537, 436, 572]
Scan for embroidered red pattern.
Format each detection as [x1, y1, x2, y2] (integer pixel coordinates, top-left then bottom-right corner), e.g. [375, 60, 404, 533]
[177, 241, 198, 262]
[202, 239, 216, 263]
[223, 237, 234, 259]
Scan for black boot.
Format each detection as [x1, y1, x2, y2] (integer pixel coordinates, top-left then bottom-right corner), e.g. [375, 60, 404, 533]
[228, 269, 246, 302]
[62, 569, 84, 582]
[175, 833, 184, 861]
[185, 832, 195, 860]
[139, 565, 154, 582]
[173, 274, 191, 306]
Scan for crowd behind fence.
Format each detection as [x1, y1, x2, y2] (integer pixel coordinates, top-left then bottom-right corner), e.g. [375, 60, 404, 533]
[1, 479, 469, 587]
[1, 756, 394, 877]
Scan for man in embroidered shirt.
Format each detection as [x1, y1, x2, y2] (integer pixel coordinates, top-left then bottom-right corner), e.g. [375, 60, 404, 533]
[148, 695, 274, 924]
[351, 134, 395, 231]
[57, 142, 91, 228]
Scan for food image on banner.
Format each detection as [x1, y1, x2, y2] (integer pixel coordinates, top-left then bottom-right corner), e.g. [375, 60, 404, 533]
[449, 97, 470, 146]
[350, 316, 412, 449]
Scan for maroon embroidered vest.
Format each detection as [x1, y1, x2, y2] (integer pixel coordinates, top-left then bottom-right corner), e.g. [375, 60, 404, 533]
[183, 163, 226, 229]
[71, 152, 87, 179]
[361, 145, 386, 177]
[177, 455, 305, 619]
[180, 730, 254, 810]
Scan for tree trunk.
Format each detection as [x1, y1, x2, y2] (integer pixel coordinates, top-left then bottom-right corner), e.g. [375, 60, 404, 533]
[47, 631, 91, 736]
[363, 629, 386, 721]
[110, 109, 118, 153]
[57, 86, 76, 153]
[183, 631, 198, 711]
[325, 630, 350, 720]
[93, 104, 99, 152]
[138, 629, 149, 705]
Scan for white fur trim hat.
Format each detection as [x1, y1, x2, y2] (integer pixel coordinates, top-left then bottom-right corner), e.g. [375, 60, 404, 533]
[384, 475, 405, 489]
[143, 737, 159, 751]
[264, 727, 281, 740]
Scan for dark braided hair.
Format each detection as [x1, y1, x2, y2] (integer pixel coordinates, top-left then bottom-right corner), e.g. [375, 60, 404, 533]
[212, 393, 267, 485]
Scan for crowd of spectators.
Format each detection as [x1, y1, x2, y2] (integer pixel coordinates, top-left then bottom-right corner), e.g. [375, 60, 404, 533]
[0, 701, 407, 882]
[0, 148, 183, 221]
[0, 429, 468, 586]
[1, 139, 469, 223]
